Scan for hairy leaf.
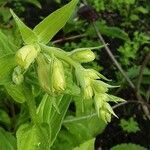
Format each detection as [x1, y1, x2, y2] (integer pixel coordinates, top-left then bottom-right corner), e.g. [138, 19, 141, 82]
[17, 123, 51, 150]
[33, 0, 78, 44]
[50, 95, 71, 145]
[10, 9, 38, 44]
[73, 138, 95, 150]
[5, 84, 26, 103]
[111, 143, 147, 150]
[0, 54, 16, 85]
[37, 94, 52, 123]
[0, 30, 17, 57]
[0, 128, 17, 150]
[0, 109, 11, 125]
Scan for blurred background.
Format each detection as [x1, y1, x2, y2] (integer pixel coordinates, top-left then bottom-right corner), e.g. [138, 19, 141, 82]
[0, 0, 150, 149]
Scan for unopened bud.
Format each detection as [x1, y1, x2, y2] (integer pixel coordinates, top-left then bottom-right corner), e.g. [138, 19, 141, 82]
[85, 69, 110, 81]
[85, 69, 99, 79]
[36, 54, 51, 93]
[84, 85, 93, 99]
[92, 80, 108, 93]
[70, 49, 95, 63]
[100, 110, 111, 123]
[94, 94, 104, 110]
[104, 102, 117, 118]
[12, 66, 24, 85]
[16, 44, 40, 69]
[52, 58, 66, 92]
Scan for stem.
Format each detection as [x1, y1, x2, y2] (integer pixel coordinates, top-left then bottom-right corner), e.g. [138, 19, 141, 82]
[63, 100, 146, 124]
[135, 52, 150, 119]
[40, 44, 80, 68]
[136, 51, 150, 97]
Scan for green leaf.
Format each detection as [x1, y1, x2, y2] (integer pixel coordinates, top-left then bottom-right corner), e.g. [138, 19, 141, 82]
[37, 94, 52, 123]
[0, 30, 17, 57]
[111, 143, 147, 150]
[0, 7, 12, 23]
[120, 117, 140, 133]
[53, 113, 106, 150]
[37, 94, 71, 146]
[63, 115, 106, 143]
[50, 95, 71, 145]
[0, 127, 17, 150]
[5, 84, 26, 103]
[0, 54, 16, 85]
[53, 97, 106, 150]
[33, 0, 78, 44]
[0, 109, 11, 125]
[17, 123, 51, 150]
[10, 9, 38, 44]
[87, 22, 129, 41]
[26, 0, 42, 9]
[73, 138, 95, 150]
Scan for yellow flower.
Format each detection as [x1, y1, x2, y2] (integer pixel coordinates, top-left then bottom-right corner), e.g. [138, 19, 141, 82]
[16, 44, 40, 69]
[52, 58, 66, 92]
[70, 49, 95, 63]
[36, 54, 51, 94]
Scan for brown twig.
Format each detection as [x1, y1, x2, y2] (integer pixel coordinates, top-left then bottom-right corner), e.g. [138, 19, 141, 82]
[92, 23, 135, 89]
[135, 52, 150, 119]
[52, 34, 86, 44]
[136, 51, 150, 96]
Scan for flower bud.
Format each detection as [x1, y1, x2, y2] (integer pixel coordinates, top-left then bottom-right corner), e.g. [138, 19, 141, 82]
[104, 102, 117, 118]
[85, 69, 110, 81]
[12, 66, 24, 85]
[16, 44, 40, 69]
[94, 94, 104, 109]
[52, 58, 66, 92]
[92, 80, 108, 93]
[100, 110, 111, 123]
[83, 85, 93, 99]
[36, 54, 51, 93]
[85, 69, 99, 79]
[70, 49, 95, 63]
[94, 93, 107, 116]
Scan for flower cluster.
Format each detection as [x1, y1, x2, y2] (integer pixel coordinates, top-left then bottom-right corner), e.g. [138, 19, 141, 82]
[13, 44, 124, 123]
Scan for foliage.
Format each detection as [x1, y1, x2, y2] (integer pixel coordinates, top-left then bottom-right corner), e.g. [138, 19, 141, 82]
[73, 138, 95, 150]
[111, 143, 147, 150]
[117, 32, 150, 66]
[0, 0, 125, 149]
[120, 117, 140, 133]
[0, 0, 149, 149]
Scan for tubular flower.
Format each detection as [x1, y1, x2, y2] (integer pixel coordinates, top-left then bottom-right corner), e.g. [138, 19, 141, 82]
[36, 54, 51, 94]
[52, 58, 66, 92]
[70, 49, 95, 63]
[94, 93, 118, 123]
[83, 75, 93, 99]
[16, 44, 40, 69]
